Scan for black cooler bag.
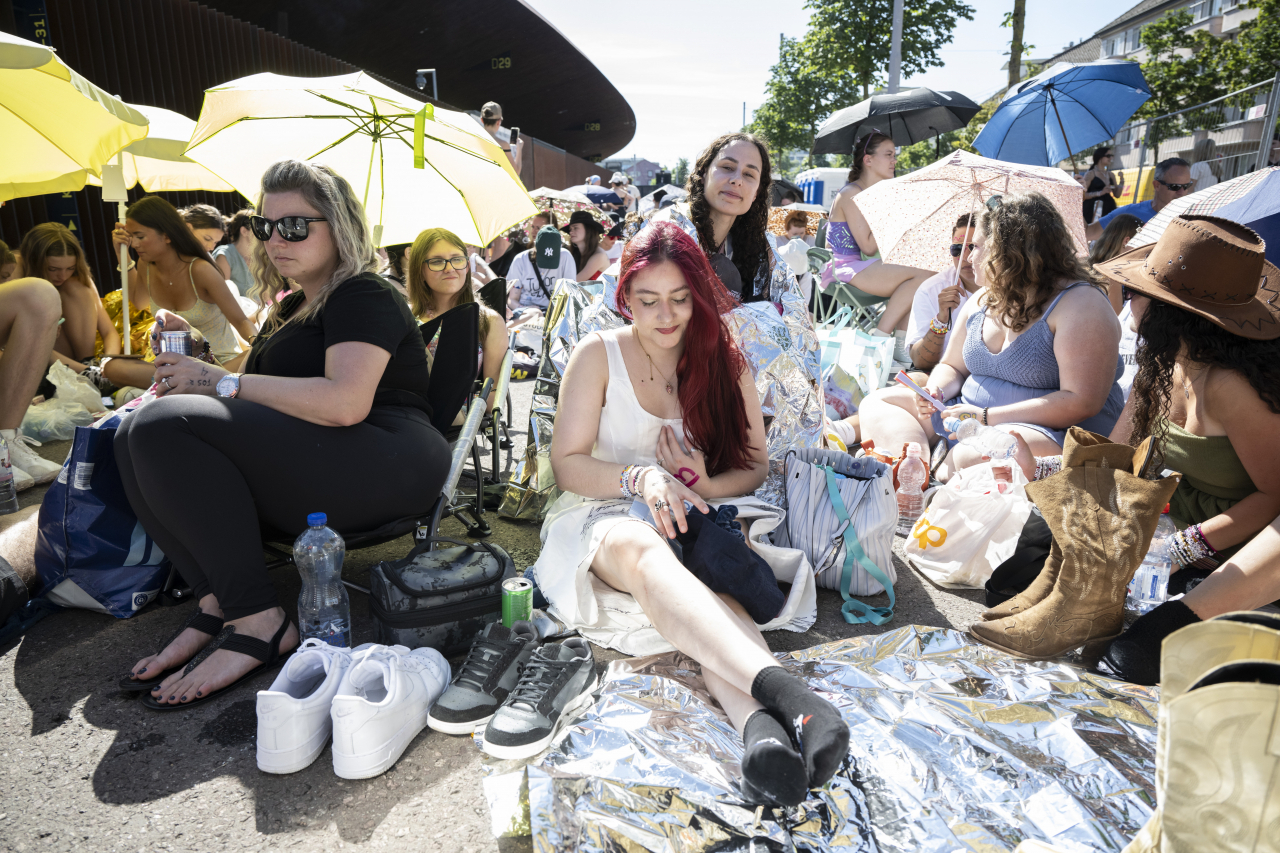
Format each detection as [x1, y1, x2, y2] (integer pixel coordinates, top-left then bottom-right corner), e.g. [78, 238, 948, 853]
[369, 536, 515, 655]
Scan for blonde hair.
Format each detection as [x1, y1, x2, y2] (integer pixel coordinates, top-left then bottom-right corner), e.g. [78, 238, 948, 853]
[250, 160, 379, 336]
[406, 227, 496, 339]
[17, 223, 93, 291]
[1192, 138, 1222, 179]
[979, 192, 1098, 333]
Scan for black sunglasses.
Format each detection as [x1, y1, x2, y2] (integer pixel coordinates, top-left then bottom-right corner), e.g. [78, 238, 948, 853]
[1155, 179, 1193, 192]
[986, 195, 1004, 211]
[250, 215, 327, 242]
[949, 242, 977, 257]
[1121, 285, 1134, 302]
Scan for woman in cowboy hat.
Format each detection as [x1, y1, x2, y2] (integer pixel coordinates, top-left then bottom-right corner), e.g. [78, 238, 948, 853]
[1005, 214, 1280, 684]
[562, 210, 611, 282]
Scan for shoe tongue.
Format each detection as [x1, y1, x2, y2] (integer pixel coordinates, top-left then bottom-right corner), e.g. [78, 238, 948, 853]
[539, 642, 577, 663]
[483, 622, 513, 642]
[286, 649, 332, 680]
[350, 659, 391, 695]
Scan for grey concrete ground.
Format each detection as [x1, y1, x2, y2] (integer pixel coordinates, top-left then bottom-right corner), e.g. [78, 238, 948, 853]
[0, 380, 986, 853]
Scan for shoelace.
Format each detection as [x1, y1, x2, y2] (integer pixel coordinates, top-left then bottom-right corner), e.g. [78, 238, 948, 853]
[454, 635, 519, 692]
[7, 432, 44, 454]
[505, 655, 572, 711]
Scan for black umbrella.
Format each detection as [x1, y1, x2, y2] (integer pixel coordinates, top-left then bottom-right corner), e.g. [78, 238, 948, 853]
[812, 88, 982, 156]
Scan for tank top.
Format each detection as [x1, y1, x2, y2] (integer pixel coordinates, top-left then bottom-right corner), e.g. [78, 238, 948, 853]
[1160, 417, 1256, 557]
[593, 331, 687, 467]
[147, 260, 241, 364]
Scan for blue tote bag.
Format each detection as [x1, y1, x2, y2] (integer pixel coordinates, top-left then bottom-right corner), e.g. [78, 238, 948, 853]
[35, 407, 170, 618]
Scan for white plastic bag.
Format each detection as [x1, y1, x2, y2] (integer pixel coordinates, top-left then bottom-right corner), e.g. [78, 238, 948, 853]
[19, 398, 94, 441]
[904, 460, 1034, 589]
[46, 361, 107, 414]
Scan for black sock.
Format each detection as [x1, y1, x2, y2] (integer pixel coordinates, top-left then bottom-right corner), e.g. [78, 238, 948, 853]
[750, 666, 849, 788]
[1100, 599, 1200, 685]
[740, 709, 808, 807]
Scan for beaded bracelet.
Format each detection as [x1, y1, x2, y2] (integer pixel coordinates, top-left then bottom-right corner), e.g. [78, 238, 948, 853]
[1033, 455, 1064, 481]
[929, 317, 950, 335]
[1170, 524, 1218, 567]
[619, 464, 640, 498]
[632, 465, 656, 498]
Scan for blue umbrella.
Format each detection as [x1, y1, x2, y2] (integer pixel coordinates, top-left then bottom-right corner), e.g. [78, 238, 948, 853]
[1214, 169, 1280, 267]
[974, 61, 1150, 169]
[565, 184, 623, 206]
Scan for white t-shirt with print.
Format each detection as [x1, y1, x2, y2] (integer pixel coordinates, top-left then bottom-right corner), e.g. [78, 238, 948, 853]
[507, 250, 576, 309]
[905, 266, 973, 349]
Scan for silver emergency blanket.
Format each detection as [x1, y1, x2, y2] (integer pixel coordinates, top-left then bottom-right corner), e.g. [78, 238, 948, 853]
[499, 210, 825, 520]
[489, 625, 1158, 852]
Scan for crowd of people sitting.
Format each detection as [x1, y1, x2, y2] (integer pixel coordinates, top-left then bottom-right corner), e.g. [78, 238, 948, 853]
[0, 122, 1278, 810]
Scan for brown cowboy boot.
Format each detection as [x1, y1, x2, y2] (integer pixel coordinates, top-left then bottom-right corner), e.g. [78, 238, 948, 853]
[980, 432, 1157, 621]
[970, 428, 1178, 660]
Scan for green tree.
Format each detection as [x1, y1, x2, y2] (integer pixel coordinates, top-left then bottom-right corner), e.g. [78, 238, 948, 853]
[1004, 0, 1027, 88]
[672, 157, 690, 187]
[804, 0, 977, 100]
[747, 35, 863, 168]
[1236, 0, 1280, 87]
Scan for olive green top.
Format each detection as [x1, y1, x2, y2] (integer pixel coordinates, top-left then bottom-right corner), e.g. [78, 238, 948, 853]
[1160, 418, 1256, 557]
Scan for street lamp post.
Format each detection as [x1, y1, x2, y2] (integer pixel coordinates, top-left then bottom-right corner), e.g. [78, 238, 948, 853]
[415, 68, 438, 101]
[888, 0, 904, 93]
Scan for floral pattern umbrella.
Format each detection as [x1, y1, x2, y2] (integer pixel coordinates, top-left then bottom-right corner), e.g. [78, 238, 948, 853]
[524, 187, 613, 230]
[854, 150, 1086, 274]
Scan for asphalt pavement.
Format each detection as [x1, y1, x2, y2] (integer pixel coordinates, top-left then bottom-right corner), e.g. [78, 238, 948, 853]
[0, 378, 987, 853]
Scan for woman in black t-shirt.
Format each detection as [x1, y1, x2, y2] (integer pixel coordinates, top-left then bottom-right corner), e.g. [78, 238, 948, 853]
[116, 160, 450, 709]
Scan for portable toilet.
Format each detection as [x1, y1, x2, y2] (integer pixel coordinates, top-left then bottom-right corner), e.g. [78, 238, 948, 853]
[794, 167, 849, 210]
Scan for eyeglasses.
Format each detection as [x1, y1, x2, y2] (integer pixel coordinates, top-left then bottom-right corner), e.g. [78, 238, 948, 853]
[949, 242, 977, 257]
[250, 215, 327, 242]
[425, 256, 468, 272]
[1155, 179, 1193, 192]
[1121, 285, 1134, 303]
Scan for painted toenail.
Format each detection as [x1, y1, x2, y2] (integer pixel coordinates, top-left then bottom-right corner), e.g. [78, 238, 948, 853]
[168, 695, 175, 700]
[180, 696, 187, 701]
[195, 691, 202, 697]
[139, 667, 147, 674]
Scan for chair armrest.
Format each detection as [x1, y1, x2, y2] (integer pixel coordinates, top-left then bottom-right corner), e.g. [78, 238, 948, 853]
[491, 349, 513, 421]
[441, 377, 494, 502]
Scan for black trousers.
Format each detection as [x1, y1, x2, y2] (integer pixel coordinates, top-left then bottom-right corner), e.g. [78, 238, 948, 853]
[114, 396, 449, 619]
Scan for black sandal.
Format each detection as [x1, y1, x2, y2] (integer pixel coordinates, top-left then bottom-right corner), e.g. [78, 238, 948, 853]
[119, 608, 226, 692]
[141, 616, 293, 711]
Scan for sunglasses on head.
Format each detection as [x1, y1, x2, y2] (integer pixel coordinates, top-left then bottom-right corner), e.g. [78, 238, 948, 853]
[425, 256, 468, 272]
[856, 128, 887, 149]
[249, 215, 327, 242]
[1155, 179, 1193, 192]
[949, 242, 977, 257]
[985, 195, 1004, 211]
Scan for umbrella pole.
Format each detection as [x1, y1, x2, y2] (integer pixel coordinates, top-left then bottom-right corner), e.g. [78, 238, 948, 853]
[1047, 89, 1078, 174]
[119, 200, 130, 356]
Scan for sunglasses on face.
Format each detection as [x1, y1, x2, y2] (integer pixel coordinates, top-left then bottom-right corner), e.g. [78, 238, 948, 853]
[1155, 179, 1193, 192]
[1121, 285, 1135, 302]
[425, 256, 468, 272]
[949, 242, 977, 257]
[250, 215, 327, 242]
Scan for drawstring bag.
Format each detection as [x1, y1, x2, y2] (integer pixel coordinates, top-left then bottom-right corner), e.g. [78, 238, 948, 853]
[776, 448, 897, 625]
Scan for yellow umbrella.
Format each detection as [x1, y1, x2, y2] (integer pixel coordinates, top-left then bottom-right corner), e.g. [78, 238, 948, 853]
[85, 103, 235, 193]
[0, 31, 149, 202]
[184, 71, 535, 247]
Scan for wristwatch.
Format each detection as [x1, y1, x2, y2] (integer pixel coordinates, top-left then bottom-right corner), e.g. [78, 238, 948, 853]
[216, 373, 242, 399]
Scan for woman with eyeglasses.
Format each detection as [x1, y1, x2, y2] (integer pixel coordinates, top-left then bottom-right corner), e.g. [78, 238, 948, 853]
[116, 160, 448, 709]
[406, 227, 508, 419]
[825, 130, 934, 363]
[1078, 147, 1122, 225]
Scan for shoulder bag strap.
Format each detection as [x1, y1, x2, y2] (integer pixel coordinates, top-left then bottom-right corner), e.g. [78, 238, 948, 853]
[532, 262, 552, 299]
[822, 465, 895, 625]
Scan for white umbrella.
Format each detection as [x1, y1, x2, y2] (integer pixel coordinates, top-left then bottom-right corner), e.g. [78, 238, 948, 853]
[85, 103, 235, 193]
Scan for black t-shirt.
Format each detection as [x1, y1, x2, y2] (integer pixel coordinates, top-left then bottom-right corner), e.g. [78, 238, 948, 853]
[244, 272, 432, 418]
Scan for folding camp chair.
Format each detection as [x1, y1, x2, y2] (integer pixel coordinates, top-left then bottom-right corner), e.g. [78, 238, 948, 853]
[817, 277, 889, 334]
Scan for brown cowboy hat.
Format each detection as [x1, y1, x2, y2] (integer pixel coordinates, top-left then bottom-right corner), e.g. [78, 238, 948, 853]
[1094, 214, 1280, 340]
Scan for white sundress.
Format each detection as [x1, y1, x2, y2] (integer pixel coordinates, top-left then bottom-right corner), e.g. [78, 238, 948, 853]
[529, 329, 817, 656]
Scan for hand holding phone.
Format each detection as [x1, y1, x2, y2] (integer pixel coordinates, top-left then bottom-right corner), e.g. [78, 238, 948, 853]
[509, 126, 520, 147]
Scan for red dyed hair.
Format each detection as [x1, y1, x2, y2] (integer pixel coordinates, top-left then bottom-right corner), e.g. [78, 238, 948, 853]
[616, 222, 755, 476]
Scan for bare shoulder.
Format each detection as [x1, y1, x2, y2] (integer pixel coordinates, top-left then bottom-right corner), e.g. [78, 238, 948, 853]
[1208, 366, 1272, 417]
[191, 257, 227, 286]
[1054, 282, 1119, 325]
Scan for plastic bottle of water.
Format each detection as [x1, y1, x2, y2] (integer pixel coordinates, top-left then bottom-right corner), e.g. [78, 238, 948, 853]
[896, 442, 928, 536]
[295, 512, 351, 648]
[1126, 506, 1176, 615]
[0, 436, 18, 515]
[943, 416, 1017, 460]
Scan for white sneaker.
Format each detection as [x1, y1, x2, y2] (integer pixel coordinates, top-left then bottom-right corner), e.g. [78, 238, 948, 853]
[9, 462, 34, 493]
[330, 645, 450, 780]
[1, 430, 60, 486]
[256, 639, 364, 774]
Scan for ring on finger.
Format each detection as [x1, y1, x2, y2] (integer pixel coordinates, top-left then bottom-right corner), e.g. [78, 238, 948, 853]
[161, 377, 171, 389]
[653, 498, 669, 512]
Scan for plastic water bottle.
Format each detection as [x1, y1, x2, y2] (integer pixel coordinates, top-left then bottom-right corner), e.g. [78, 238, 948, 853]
[294, 512, 351, 648]
[896, 442, 928, 536]
[943, 416, 1017, 460]
[1126, 506, 1176, 615]
[0, 436, 18, 515]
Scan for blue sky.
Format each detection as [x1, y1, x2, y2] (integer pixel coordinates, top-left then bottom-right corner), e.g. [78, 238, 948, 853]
[527, 0, 1124, 167]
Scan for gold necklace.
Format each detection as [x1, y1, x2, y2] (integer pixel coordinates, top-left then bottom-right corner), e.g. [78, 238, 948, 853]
[633, 326, 676, 395]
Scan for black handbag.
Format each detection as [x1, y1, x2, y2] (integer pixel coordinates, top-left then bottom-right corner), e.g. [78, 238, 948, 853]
[368, 536, 515, 655]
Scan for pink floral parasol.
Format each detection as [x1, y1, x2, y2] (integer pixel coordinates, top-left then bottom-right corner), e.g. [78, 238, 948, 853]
[524, 187, 614, 230]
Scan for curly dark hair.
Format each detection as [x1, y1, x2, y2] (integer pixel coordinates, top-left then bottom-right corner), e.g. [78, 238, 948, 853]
[1128, 298, 1280, 458]
[686, 132, 773, 301]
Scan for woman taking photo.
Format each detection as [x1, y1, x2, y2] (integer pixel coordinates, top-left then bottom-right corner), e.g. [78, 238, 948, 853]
[406, 227, 508, 419]
[119, 160, 450, 708]
[825, 131, 934, 359]
[1079, 147, 1122, 225]
[531, 221, 848, 806]
[562, 211, 610, 281]
[859, 192, 1124, 477]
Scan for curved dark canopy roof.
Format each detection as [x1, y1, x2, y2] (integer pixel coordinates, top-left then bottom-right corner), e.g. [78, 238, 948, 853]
[204, 0, 636, 160]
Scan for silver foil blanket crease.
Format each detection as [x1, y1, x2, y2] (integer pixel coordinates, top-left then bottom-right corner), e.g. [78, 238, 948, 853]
[499, 244, 825, 520]
[516, 625, 1159, 852]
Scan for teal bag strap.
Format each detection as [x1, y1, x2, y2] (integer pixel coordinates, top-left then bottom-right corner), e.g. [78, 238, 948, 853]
[822, 465, 895, 625]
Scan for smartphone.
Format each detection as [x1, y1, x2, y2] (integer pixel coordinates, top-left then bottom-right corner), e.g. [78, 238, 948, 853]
[895, 370, 946, 412]
[509, 127, 520, 146]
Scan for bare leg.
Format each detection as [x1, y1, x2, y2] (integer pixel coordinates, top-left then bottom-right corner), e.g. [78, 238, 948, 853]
[0, 279, 61, 430]
[127, 592, 226, 684]
[843, 262, 932, 333]
[703, 593, 770, 730]
[1182, 516, 1280, 617]
[939, 426, 1061, 481]
[52, 282, 100, 362]
[858, 385, 937, 457]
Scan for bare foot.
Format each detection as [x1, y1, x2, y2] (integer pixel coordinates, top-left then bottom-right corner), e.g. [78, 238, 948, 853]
[149, 607, 298, 705]
[127, 595, 225, 684]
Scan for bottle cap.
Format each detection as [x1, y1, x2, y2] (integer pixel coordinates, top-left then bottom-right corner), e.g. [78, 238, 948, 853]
[307, 512, 327, 527]
[906, 441, 923, 457]
[1162, 504, 1170, 514]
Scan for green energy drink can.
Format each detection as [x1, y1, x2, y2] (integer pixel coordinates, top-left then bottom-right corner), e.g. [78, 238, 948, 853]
[501, 578, 533, 627]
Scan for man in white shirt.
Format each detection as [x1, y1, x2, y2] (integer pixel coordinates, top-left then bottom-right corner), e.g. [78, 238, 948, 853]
[506, 225, 576, 318]
[905, 214, 978, 371]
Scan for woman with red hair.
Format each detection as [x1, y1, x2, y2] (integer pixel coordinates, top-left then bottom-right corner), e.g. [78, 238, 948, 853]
[531, 221, 848, 806]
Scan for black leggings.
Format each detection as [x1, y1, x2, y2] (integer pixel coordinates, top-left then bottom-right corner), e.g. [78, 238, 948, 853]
[114, 396, 449, 620]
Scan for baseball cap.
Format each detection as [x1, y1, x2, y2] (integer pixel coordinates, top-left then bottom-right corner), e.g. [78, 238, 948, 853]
[534, 225, 562, 270]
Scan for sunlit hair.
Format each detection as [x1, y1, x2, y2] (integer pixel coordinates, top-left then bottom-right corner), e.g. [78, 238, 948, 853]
[126, 196, 217, 269]
[178, 203, 226, 236]
[848, 131, 893, 184]
[0, 239, 14, 267]
[615, 221, 754, 476]
[406, 227, 496, 339]
[17, 222, 93, 291]
[1087, 214, 1143, 266]
[979, 192, 1097, 333]
[687, 132, 773, 301]
[225, 208, 256, 242]
[1192, 138, 1222, 179]
[250, 160, 379, 335]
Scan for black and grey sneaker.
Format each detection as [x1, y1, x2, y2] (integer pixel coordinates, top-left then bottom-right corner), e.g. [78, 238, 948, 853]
[427, 620, 539, 735]
[481, 637, 598, 759]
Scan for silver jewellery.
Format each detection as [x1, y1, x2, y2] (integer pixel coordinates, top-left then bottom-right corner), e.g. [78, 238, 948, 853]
[653, 499, 670, 513]
[161, 377, 172, 389]
[1033, 455, 1063, 481]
